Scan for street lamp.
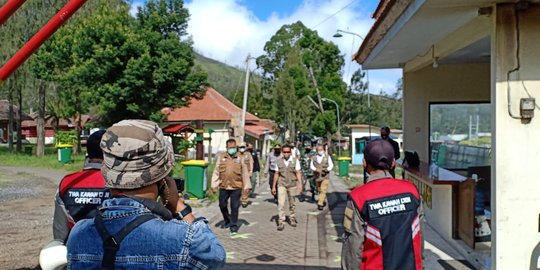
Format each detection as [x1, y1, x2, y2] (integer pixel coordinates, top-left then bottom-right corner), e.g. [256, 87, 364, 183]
[333, 29, 372, 139]
[321, 97, 341, 157]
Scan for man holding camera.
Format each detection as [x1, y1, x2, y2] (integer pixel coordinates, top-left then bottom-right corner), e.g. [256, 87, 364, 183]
[66, 120, 225, 269]
[310, 145, 334, 210]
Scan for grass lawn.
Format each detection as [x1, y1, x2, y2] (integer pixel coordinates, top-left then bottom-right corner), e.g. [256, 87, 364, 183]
[0, 146, 87, 173]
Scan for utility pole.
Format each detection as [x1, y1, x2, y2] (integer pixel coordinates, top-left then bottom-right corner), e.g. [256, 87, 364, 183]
[240, 53, 251, 143]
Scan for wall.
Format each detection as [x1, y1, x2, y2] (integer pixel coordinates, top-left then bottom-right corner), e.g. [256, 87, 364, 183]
[492, 4, 540, 269]
[403, 63, 491, 162]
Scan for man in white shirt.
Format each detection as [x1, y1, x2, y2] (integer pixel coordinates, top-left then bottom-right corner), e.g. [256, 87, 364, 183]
[272, 145, 303, 231]
[310, 145, 334, 210]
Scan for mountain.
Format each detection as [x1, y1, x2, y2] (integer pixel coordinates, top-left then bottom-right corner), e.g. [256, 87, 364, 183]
[194, 52, 259, 103]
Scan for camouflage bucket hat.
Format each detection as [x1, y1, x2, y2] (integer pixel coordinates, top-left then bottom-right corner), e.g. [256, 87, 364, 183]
[100, 119, 174, 189]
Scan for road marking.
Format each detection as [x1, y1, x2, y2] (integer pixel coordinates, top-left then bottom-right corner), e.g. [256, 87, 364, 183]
[334, 255, 341, 262]
[240, 211, 252, 214]
[230, 233, 253, 239]
[226, 252, 236, 260]
[331, 235, 342, 241]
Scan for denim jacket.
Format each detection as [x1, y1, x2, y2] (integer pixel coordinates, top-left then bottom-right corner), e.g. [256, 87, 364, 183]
[67, 197, 226, 269]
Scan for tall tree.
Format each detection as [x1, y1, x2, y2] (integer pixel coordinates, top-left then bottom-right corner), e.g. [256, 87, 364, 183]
[256, 21, 346, 142]
[34, 0, 208, 130]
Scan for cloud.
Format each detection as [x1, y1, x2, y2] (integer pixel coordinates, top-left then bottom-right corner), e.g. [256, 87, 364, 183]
[184, 0, 401, 93]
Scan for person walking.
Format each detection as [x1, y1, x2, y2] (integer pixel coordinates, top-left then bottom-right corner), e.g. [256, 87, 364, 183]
[211, 139, 251, 234]
[341, 140, 422, 270]
[380, 126, 401, 178]
[238, 142, 253, 208]
[271, 145, 303, 231]
[66, 120, 226, 269]
[264, 144, 282, 203]
[310, 145, 334, 210]
[246, 143, 260, 197]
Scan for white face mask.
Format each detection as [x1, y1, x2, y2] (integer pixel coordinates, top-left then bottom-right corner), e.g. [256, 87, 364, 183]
[318, 151, 324, 156]
[239, 148, 246, 153]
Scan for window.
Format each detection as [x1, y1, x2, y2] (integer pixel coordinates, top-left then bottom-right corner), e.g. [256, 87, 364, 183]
[429, 103, 491, 170]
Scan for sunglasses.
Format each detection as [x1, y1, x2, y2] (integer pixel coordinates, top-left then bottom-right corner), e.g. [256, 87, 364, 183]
[282, 151, 291, 153]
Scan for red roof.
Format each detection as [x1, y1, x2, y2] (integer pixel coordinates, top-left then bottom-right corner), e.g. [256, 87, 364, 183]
[162, 124, 194, 134]
[245, 119, 276, 138]
[164, 88, 259, 122]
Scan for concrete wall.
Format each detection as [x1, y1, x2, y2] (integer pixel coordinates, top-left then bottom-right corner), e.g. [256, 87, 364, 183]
[492, 4, 540, 269]
[403, 63, 491, 162]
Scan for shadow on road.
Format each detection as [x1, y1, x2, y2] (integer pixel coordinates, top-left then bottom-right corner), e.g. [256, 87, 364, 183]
[326, 191, 349, 239]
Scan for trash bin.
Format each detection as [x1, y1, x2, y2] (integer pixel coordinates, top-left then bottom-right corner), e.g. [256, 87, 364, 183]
[181, 160, 209, 199]
[56, 144, 73, 164]
[338, 157, 352, 177]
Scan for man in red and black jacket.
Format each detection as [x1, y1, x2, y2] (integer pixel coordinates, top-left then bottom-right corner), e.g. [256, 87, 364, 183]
[341, 139, 423, 270]
[52, 130, 109, 243]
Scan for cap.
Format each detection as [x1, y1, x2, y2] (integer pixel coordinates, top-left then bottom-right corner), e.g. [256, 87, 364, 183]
[363, 139, 394, 170]
[100, 119, 174, 189]
[86, 130, 106, 159]
[274, 144, 282, 149]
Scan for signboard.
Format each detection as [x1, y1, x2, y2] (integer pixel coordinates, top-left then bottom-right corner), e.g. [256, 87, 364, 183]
[405, 172, 433, 209]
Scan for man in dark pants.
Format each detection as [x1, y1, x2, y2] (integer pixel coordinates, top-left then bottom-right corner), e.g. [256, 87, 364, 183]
[264, 144, 282, 203]
[247, 143, 260, 197]
[211, 139, 250, 235]
[381, 126, 401, 178]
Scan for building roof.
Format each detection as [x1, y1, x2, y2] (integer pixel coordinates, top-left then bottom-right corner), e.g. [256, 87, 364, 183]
[21, 113, 94, 129]
[346, 124, 381, 129]
[163, 88, 259, 122]
[162, 124, 194, 134]
[0, 100, 31, 121]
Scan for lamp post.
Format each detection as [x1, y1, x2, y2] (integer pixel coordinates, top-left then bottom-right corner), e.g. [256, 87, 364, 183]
[333, 29, 372, 139]
[322, 98, 340, 157]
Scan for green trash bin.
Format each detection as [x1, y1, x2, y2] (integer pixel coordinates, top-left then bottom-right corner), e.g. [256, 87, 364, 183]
[56, 144, 73, 164]
[181, 160, 209, 199]
[338, 157, 352, 177]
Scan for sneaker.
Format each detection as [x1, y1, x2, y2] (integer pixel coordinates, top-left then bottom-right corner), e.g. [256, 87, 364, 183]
[277, 222, 285, 231]
[230, 226, 239, 235]
[222, 221, 231, 229]
[289, 217, 297, 227]
[318, 205, 324, 211]
[241, 202, 248, 208]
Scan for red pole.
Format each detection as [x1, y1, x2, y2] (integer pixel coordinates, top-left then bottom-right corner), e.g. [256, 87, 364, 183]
[0, 0, 88, 82]
[0, 0, 26, 26]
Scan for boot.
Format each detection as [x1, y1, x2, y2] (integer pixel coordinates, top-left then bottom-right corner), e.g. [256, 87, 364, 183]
[289, 217, 297, 227]
[277, 222, 285, 231]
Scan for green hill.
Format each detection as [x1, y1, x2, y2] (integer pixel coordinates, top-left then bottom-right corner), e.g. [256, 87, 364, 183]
[194, 52, 257, 102]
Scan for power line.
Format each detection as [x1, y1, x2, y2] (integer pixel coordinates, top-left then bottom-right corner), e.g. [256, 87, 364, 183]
[312, 0, 358, 29]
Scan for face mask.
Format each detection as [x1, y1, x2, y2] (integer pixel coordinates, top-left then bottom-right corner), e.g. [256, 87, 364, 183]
[239, 148, 246, 153]
[227, 148, 237, 156]
[283, 153, 291, 160]
[381, 135, 388, 139]
[274, 150, 281, 155]
[318, 151, 324, 156]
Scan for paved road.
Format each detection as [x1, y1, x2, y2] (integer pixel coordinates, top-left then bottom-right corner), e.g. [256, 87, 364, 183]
[204, 172, 476, 269]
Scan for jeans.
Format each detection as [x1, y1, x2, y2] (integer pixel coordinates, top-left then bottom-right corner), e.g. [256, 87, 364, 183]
[219, 189, 242, 230]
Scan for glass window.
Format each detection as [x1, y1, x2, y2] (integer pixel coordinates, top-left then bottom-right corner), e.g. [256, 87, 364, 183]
[429, 103, 491, 170]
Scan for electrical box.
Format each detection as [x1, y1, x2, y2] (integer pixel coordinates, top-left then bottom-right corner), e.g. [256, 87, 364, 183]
[520, 98, 535, 119]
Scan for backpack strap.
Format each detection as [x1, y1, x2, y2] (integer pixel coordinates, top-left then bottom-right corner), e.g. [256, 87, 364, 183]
[94, 214, 155, 270]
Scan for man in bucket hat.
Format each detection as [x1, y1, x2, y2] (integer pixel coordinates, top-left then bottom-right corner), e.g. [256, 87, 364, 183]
[341, 139, 423, 270]
[67, 120, 226, 270]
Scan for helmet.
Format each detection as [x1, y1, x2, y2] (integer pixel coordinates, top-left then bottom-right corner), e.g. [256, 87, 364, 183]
[39, 240, 67, 270]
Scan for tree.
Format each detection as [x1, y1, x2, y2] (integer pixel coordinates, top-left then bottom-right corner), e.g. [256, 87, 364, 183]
[256, 21, 346, 142]
[34, 0, 208, 131]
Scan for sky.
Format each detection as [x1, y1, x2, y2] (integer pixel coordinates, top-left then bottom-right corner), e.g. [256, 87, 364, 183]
[130, 0, 402, 94]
